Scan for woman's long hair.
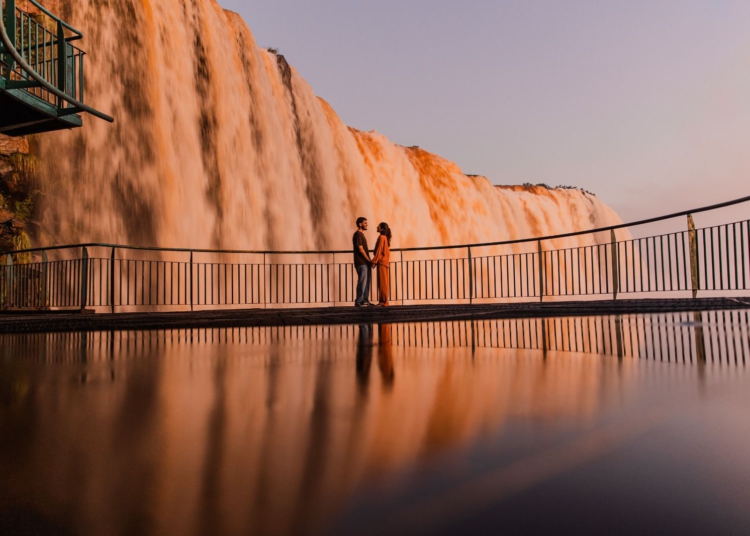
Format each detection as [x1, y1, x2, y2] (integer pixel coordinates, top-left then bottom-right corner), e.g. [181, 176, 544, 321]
[377, 222, 392, 245]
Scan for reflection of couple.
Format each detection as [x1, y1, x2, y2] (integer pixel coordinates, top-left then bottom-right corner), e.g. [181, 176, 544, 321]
[356, 324, 394, 387]
[353, 217, 392, 307]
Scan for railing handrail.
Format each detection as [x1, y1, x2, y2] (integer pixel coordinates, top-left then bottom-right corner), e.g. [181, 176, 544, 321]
[0, 0, 114, 122]
[6, 194, 749, 257]
[26, 0, 83, 40]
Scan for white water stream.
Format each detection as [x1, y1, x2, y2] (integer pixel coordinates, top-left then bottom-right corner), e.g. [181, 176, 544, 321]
[32, 0, 624, 254]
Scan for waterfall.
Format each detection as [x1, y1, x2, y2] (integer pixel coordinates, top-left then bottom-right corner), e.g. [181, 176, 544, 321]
[31, 0, 625, 252]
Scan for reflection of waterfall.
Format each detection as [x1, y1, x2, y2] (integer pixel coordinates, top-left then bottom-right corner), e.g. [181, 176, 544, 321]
[1, 313, 747, 535]
[32, 0, 623, 251]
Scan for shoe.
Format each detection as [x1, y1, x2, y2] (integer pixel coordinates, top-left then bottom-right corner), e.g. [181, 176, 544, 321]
[354, 302, 364, 307]
[364, 302, 375, 307]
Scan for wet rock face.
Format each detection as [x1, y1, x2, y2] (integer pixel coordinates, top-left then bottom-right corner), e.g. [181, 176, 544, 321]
[0, 213, 21, 251]
[0, 135, 33, 252]
[0, 135, 29, 182]
[0, 136, 30, 192]
[0, 135, 29, 156]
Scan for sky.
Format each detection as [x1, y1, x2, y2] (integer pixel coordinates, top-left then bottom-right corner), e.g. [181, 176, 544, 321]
[220, 0, 750, 227]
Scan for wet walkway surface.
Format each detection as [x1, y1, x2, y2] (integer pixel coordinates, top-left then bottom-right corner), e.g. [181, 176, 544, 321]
[1, 311, 750, 535]
[1, 297, 749, 333]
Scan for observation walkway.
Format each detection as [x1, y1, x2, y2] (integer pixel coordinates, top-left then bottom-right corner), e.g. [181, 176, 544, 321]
[0, 0, 112, 136]
[1, 195, 749, 333]
[0, 297, 748, 335]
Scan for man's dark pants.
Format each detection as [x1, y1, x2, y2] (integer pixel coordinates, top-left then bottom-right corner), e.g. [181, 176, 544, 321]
[355, 264, 371, 305]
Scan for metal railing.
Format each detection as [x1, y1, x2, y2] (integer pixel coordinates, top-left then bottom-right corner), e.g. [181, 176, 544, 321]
[0, 0, 113, 121]
[1, 195, 749, 311]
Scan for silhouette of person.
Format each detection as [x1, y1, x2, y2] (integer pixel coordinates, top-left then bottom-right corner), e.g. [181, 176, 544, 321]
[372, 223, 392, 306]
[353, 217, 373, 306]
[356, 324, 374, 388]
[377, 324, 394, 388]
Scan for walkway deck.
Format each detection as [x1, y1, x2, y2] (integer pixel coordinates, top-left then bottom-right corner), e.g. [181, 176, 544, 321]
[1, 298, 749, 334]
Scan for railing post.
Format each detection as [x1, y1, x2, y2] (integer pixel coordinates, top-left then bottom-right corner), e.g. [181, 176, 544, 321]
[5, 254, 13, 308]
[42, 250, 48, 309]
[687, 214, 699, 299]
[400, 250, 405, 306]
[80, 246, 88, 311]
[4, 0, 16, 73]
[56, 20, 66, 101]
[109, 247, 116, 313]
[537, 240, 544, 303]
[79, 52, 84, 102]
[263, 253, 267, 309]
[330, 253, 335, 307]
[611, 230, 619, 300]
[468, 246, 473, 304]
[189, 250, 194, 312]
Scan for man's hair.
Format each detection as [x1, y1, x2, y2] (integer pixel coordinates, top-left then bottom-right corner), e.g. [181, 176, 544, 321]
[356, 217, 367, 226]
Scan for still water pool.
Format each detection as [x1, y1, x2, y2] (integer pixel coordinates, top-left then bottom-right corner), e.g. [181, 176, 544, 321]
[1, 311, 750, 535]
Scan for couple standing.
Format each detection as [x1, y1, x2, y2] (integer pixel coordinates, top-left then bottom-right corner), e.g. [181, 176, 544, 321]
[353, 216, 392, 307]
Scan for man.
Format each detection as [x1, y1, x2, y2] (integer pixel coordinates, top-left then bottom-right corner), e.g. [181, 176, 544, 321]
[353, 216, 373, 306]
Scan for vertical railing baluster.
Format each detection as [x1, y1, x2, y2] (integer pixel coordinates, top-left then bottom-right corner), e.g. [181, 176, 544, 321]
[687, 214, 699, 299]
[189, 251, 194, 312]
[80, 246, 88, 311]
[56, 20, 65, 101]
[611, 230, 619, 300]
[400, 250, 405, 305]
[5, 254, 13, 308]
[468, 247, 473, 304]
[743, 220, 748, 290]
[41, 250, 48, 309]
[537, 240, 544, 303]
[6, 0, 16, 68]
[733, 223, 739, 290]
[109, 247, 116, 312]
[79, 50, 84, 102]
[19, 10, 25, 64]
[263, 253, 267, 309]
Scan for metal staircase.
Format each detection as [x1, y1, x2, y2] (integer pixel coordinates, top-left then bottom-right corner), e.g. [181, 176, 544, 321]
[0, 0, 113, 136]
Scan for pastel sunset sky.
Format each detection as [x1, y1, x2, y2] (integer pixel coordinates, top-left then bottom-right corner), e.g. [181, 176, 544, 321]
[222, 0, 750, 226]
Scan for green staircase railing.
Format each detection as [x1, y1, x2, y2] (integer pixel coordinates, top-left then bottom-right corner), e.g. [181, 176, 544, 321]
[0, 0, 113, 128]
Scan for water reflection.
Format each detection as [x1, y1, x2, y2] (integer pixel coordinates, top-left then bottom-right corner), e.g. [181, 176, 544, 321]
[355, 324, 395, 392]
[0, 311, 749, 536]
[3, 309, 747, 366]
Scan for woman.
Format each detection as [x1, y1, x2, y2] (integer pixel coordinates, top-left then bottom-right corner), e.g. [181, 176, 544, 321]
[371, 222, 392, 306]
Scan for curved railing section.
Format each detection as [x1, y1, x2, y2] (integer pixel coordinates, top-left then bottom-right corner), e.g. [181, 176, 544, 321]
[1, 195, 749, 311]
[0, 0, 113, 122]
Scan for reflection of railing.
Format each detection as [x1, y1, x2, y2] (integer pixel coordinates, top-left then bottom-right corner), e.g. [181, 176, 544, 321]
[391, 311, 749, 365]
[0, 0, 113, 121]
[2, 311, 747, 365]
[1, 196, 749, 311]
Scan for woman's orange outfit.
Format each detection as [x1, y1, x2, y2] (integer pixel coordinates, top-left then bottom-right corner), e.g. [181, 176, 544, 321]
[372, 235, 391, 306]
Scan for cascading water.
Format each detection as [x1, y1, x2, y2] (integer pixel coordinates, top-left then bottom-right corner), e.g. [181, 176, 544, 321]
[30, 0, 624, 252]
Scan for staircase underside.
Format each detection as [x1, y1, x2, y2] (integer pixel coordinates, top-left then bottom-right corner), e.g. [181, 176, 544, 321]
[0, 78, 82, 136]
